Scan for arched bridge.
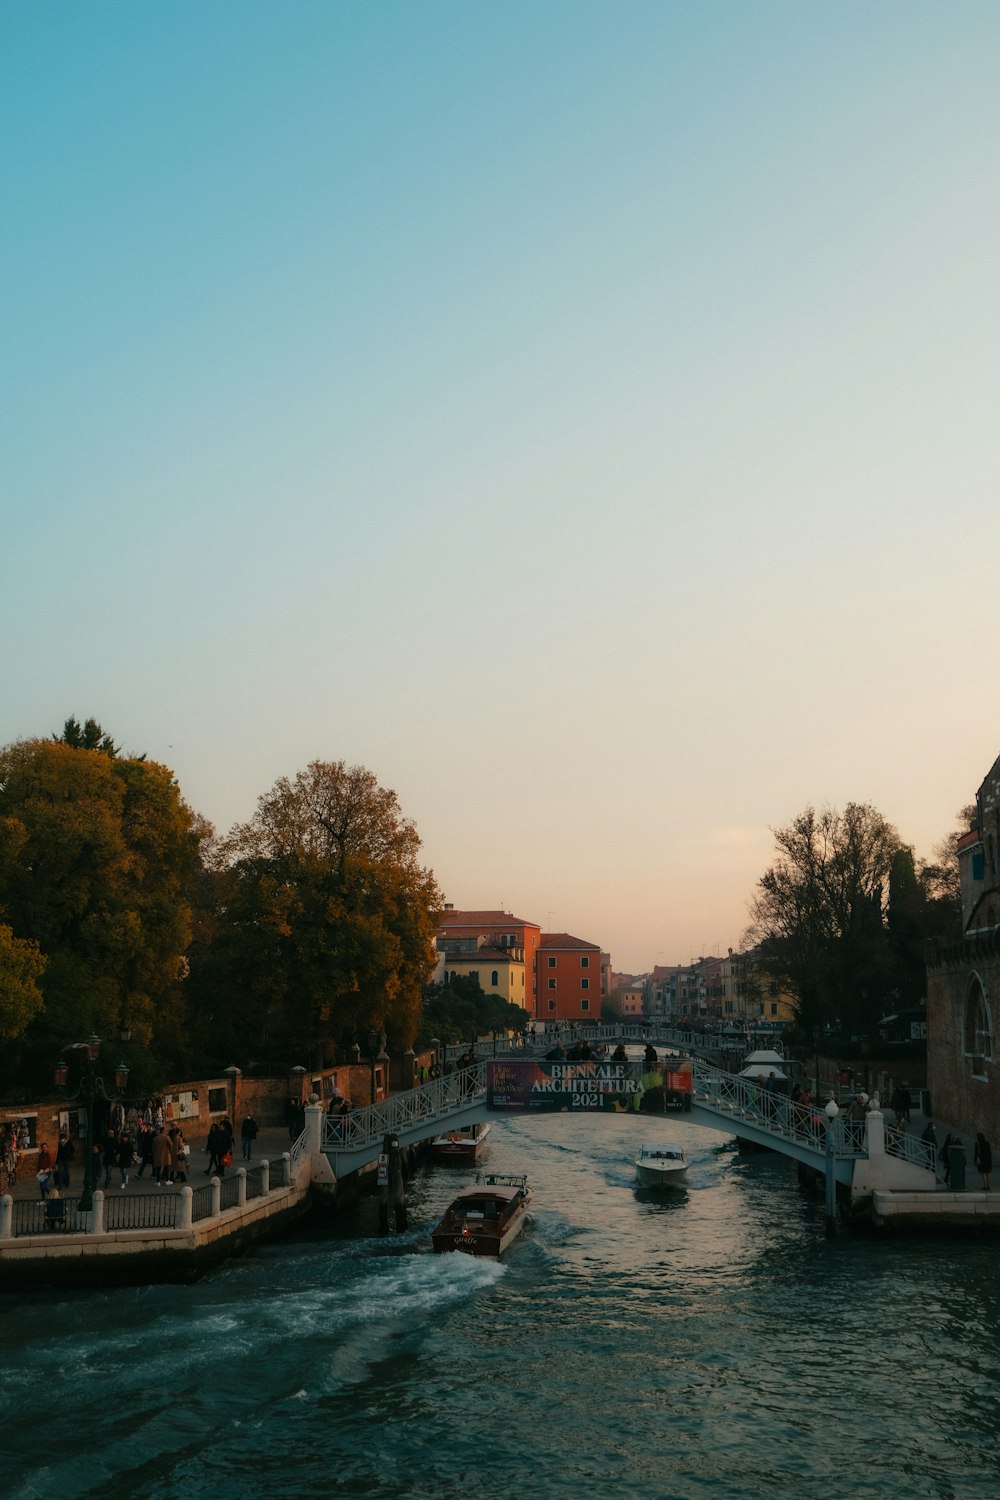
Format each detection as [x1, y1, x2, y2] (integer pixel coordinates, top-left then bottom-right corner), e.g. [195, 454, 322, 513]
[317, 1055, 938, 1197]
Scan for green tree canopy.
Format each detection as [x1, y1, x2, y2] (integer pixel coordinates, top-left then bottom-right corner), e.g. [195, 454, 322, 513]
[53, 716, 121, 756]
[200, 761, 443, 1070]
[420, 975, 529, 1047]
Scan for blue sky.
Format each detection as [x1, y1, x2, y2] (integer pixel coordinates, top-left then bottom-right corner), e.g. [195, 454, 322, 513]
[4, 3, 1000, 970]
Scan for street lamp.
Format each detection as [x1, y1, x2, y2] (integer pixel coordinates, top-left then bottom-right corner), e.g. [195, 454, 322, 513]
[824, 1097, 840, 1238]
[54, 1033, 129, 1214]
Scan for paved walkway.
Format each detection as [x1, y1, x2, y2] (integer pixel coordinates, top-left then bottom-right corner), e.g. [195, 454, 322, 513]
[7, 1126, 297, 1203]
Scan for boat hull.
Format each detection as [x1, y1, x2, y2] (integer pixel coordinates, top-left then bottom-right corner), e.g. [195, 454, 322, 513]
[634, 1142, 688, 1189]
[430, 1123, 492, 1162]
[431, 1174, 531, 1258]
[635, 1163, 688, 1189]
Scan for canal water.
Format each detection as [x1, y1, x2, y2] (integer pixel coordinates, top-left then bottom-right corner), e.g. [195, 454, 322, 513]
[5, 1111, 1000, 1500]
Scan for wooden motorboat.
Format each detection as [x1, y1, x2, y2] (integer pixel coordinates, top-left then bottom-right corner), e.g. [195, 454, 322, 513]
[431, 1173, 532, 1257]
[430, 1121, 493, 1162]
[634, 1141, 688, 1188]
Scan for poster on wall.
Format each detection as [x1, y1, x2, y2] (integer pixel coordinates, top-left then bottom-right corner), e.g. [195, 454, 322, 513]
[485, 1059, 693, 1114]
[164, 1092, 200, 1120]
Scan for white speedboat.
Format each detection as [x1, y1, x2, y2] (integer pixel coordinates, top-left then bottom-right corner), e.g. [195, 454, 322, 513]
[634, 1141, 688, 1188]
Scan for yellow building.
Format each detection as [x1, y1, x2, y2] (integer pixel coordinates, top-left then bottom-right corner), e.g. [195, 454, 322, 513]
[437, 941, 527, 1008]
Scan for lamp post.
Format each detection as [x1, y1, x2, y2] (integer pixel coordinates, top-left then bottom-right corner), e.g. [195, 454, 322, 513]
[368, 1029, 387, 1104]
[54, 1033, 129, 1215]
[824, 1097, 840, 1238]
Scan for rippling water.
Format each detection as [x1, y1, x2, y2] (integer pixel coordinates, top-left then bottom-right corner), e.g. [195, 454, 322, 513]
[5, 1113, 1000, 1499]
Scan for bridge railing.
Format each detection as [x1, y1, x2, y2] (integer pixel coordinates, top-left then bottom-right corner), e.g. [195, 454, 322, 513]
[321, 1065, 485, 1154]
[885, 1125, 937, 1175]
[691, 1060, 865, 1158]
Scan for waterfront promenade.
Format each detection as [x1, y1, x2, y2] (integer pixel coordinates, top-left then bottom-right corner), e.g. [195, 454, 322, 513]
[4, 1124, 297, 1204]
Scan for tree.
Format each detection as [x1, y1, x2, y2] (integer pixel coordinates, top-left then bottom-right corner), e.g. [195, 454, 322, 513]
[0, 736, 206, 1090]
[917, 804, 975, 942]
[0, 924, 46, 1039]
[420, 975, 528, 1047]
[746, 803, 902, 1039]
[53, 716, 121, 756]
[201, 761, 442, 1070]
[886, 847, 929, 1009]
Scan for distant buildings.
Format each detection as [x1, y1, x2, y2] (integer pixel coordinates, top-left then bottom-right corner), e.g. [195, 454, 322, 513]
[434, 904, 794, 1032]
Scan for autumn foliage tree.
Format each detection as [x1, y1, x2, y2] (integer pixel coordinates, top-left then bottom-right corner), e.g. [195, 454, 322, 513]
[197, 761, 442, 1071]
[0, 734, 206, 1091]
[0, 923, 46, 1040]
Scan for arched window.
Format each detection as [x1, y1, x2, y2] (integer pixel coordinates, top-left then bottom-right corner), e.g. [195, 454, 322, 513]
[964, 972, 994, 1077]
[491, 970, 499, 988]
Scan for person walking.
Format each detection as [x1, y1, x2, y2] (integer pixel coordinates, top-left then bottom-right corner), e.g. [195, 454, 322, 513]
[116, 1131, 133, 1188]
[152, 1124, 172, 1186]
[240, 1113, 259, 1161]
[36, 1140, 54, 1199]
[54, 1130, 75, 1188]
[135, 1121, 154, 1178]
[218, 1116, 234, 1175]
[974, 1132, 992, 1190]
[103, 1127, 118, 1190]
[206, 1120, 229, 1176]
[169, 1126, 188, 1183]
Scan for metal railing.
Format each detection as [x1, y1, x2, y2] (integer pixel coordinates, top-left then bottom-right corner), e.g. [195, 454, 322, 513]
[691, 1059, 865, 1159]
[103, 1192, 181, 1231]
[11, 1198, 81, 1236]
[885, 1125, 937, 1175]
[322, 1065, 485, 1155]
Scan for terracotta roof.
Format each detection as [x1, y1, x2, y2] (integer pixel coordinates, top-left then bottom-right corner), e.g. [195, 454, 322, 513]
[957, 829, 982, 852]
[539, 932, 601, 950]
[437, 909, 539, 929]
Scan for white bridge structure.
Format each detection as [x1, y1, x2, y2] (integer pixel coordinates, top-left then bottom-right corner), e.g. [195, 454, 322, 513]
[314, 1026, 938, 1206]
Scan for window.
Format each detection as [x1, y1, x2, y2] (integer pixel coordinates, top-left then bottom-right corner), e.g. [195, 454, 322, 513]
[965, 973, 994, 1077]
[580, 955, 589, 968]
[548, 978, 556, 990]
[548, 956, 556, 968]
[581, 978, 589, 990]
[581, 999, 590, 1012]
[548, 999, 556, 1011]
[770, 1002, 778, 1017]
[491, 970, 499, 987]
[973, 849, 985, 881]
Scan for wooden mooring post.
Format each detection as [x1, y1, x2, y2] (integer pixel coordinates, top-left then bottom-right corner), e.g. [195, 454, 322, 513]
[378, 1132, 407, 1235]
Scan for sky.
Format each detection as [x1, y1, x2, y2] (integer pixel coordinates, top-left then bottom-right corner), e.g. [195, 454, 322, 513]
[4, 3, 1000, 973]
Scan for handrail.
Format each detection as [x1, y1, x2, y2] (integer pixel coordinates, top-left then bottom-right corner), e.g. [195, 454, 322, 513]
[690, 1059, 865, 1159]
[322, 1065, 485, 1154]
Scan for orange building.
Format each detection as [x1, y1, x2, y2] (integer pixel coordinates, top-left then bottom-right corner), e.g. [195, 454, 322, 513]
[538, 932, 602, 1024]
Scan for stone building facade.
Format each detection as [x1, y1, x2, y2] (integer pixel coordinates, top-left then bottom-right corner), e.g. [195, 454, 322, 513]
[926, 753, 1000, 1141]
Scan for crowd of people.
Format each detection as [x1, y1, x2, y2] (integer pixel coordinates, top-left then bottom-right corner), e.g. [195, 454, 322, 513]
[25, 1110, 273, 1199]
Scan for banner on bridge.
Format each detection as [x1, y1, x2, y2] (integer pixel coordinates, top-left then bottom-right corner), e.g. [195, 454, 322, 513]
[485, 1059, 693, 1114]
